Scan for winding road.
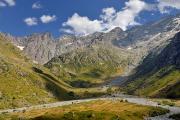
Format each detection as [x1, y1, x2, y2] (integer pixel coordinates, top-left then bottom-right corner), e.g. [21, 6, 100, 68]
[0, 94, 179, 120]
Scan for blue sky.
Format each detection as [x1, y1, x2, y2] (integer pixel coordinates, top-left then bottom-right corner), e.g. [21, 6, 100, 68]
[0, 0, 180, 37]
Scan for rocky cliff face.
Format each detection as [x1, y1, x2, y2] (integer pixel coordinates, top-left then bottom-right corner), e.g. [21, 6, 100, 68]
[1, 33, 56, 64]
[23, 33, 56, 64]
[131, 32, 180, 78]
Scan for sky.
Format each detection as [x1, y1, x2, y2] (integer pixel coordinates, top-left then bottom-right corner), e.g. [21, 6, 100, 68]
[0, 0, 180, 37]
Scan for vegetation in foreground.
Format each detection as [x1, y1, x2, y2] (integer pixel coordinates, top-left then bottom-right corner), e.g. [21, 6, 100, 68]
[0, 100, 169, 120]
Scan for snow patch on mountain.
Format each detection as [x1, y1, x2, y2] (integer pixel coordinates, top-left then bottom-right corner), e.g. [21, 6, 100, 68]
[17, 46, 25, 50]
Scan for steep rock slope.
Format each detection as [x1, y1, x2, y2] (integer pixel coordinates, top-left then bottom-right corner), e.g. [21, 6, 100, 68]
[4, 33, 56, 64]
[124, 32, 180, 98]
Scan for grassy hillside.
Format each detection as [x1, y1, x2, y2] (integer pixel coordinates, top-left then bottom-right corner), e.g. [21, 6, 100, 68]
[0, 35, 79, 109]
[1, 100, 168, 120]
[45, 44, 133, 88]
[125, 66, 180, 98]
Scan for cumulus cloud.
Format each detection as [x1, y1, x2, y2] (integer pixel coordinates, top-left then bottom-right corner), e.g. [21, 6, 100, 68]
[157, 0, 180, 13]
[24, 15, 57, 26]
[100, 7, 116, 22]
[62, 13, 103, 35]
[62, 0, 148, 35]
[32, 2, 42, 9]
[40, 15, 57, 24]
[108, 0, 147, 31]
[24, 17, 38, 26]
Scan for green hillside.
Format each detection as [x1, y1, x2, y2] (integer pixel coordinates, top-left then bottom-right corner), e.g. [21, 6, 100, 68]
[0, 35, 76, 109]
[45, 44, 133, 88]
[125, 66, 180, 98]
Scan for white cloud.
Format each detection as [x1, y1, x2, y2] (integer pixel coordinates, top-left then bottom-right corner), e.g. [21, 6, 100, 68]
[108, 0, 147, 31]
[157, 0, 180, 13]
[24, 15, 57, 26]
[100, 7, 116, 22]
[3, 0, 15, 6]
[62, 13, 103, 35]
[32, 2, 42, 9]
[62, 0, 148, 35]
[24, 17, 38, 26]
[40, 15, 57, 24]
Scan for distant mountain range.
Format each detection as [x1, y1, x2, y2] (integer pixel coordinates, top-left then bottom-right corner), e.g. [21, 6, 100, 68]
[2, 15, 179, 70]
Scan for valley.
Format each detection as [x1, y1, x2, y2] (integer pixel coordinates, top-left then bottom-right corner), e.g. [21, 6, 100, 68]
[0, 13, 180, 120]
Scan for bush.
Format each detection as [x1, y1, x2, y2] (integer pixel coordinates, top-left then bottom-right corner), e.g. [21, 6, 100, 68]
[162, 100, 175, 106]
[107, 87, 112, 95]
[169, 113, 180, 120]
[68, 91, 75, 98]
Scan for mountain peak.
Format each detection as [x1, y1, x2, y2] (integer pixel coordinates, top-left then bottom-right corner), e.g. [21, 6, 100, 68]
[27, 32, 53, 40]
[109, 27, 123, 33]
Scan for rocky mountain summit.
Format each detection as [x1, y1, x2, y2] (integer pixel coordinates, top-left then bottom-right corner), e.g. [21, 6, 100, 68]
[2, 33, 56, 64]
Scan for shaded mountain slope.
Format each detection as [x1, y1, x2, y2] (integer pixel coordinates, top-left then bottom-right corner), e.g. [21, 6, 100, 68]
[124, 32, 180, 98]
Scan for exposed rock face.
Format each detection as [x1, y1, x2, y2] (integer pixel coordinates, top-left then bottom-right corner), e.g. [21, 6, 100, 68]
[2, 27, 127, 65]
[23, 33, 56, 64]
[1, 33, 56, 64]
[132, 32, 180, 77]
[157, 32, 180, 68]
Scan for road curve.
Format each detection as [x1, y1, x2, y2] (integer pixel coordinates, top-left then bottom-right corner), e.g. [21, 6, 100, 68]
[0, 95, 179, 120]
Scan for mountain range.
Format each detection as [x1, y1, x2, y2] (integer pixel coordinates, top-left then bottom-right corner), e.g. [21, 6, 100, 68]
[0, 14, 180, 109]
